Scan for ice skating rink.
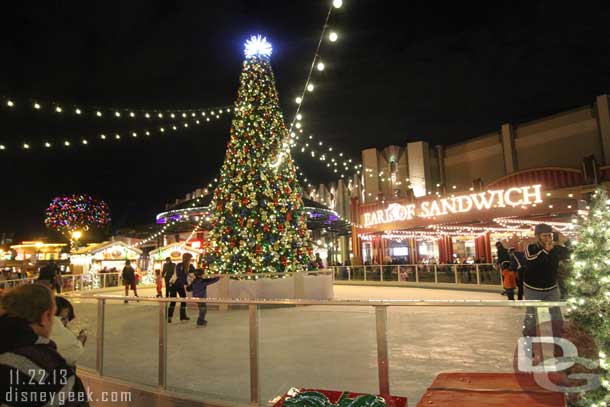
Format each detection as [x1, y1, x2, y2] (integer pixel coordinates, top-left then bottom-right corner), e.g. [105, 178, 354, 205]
[71, 285, 529, 405]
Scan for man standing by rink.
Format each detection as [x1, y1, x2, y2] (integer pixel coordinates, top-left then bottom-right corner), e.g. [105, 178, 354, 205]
[523, 223, 570, 336]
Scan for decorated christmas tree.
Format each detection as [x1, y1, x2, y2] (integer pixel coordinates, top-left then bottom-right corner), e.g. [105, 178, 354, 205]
[566, 188, 610, 406]
[206, 35, 313, 274]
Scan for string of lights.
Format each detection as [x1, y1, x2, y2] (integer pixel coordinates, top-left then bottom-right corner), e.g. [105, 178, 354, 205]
[266, 0, 363, 184]
[0, 115, 230, 152]
[130, 176, 222, 249]
[1, 96, 232, 119]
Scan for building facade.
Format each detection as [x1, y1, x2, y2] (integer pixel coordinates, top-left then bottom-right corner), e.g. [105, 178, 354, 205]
[308, 94, 610, 265]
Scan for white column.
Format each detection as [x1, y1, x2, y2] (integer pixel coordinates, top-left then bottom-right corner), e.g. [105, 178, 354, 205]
[500, 123, 517, 174]
[596, 95, 610, 165]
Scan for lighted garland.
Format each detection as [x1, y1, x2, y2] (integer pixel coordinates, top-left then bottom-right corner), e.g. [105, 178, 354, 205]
[565, 188, 610, 406]
[44, 194, 111, 234]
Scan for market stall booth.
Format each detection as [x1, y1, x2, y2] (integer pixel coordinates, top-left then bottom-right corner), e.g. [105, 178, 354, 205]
[147, 242, 202, 272]
[70, 241, 143, 288]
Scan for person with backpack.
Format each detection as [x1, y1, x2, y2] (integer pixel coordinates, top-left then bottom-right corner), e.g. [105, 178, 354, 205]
[121, 260, 138, 304]
[187, 269, 220, 327]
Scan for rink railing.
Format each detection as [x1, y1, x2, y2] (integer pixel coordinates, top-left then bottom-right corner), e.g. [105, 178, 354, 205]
[68, 292, 565, 407]
[329, 263, 503, 287]
[0, 272, 123, 291]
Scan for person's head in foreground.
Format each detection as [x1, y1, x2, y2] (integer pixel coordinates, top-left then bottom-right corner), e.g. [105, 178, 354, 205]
[1, 284, 56, 339]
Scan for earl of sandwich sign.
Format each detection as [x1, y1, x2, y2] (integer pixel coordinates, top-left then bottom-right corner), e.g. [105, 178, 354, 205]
[362, 184, 543, 229]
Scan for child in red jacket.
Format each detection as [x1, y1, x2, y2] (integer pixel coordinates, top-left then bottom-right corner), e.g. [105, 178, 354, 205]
[501, 260, 517, 300]
[155, 269, 163, 298]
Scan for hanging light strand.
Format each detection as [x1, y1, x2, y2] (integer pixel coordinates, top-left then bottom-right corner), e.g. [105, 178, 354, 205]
[0, 115, 229, 152]
[1, 96, 233, 120]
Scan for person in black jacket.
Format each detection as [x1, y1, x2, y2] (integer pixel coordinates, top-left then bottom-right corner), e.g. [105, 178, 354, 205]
[523, 223, 569, 337]
[161, 257, 175, 298]
[168, 253, 195, 323]
[38, 259, 61, 293]
[121, 260, 138, 303]
[0, 284, 89, 406]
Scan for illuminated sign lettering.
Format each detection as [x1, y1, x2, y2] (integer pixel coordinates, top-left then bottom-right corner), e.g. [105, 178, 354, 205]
[363, 185, 543, 228]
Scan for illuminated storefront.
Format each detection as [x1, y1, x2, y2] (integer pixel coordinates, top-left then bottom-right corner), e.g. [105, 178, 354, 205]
[70, 241, 143, 274]
[351, 169, 589, 265]
[147, 242, 202, 272]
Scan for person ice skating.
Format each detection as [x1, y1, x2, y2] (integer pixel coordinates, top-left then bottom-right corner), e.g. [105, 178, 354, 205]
[162, 257, 175, 298]
[187, 269, 220, 327]
[155, 269, 163, 298]
[51, 297, 86, 366]
[523, 223, 569, 337]
[121, 260, 138, 303]
[501, 261, 517, 300]
[167, 253, 196, 323]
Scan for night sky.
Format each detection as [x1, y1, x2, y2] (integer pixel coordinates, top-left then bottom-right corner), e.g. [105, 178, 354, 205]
[1, 1, 610, 241]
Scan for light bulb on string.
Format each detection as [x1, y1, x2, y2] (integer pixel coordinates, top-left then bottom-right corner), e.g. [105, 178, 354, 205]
[34, 102, 41, 109]
[115, 111, 121, 117]
[316, 62, 325, 71]
[295, 97, 302, 104]
[7, 100, 14, 107]
[96, 111, 102, 117]
[75, 108, 81, 115]
[55, 106, 62, 113]
[307, 83, 314, 92]
[328, 32, 338, 42]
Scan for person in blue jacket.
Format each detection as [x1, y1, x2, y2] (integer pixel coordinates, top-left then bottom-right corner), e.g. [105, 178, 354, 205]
[188, 269, 220, 327]
[508, 248, 526, 300]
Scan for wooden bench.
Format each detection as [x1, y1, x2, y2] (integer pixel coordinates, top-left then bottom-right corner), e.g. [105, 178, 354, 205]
[416, 373, 565, 406]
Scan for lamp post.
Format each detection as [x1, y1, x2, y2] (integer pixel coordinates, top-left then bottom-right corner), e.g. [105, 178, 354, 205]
[71, 230, 82, 253]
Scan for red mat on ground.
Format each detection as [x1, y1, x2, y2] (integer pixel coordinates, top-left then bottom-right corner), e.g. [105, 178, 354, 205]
[416, 373, 565, 407]
[273, 388, 407, 407]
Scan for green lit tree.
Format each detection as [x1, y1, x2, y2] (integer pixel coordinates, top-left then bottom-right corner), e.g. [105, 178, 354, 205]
[566, 188, 610, 406]
[206, 35, 313, 274]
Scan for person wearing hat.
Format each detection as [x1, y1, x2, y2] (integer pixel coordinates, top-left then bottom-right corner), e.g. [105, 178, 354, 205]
[523, 223, 570, 336]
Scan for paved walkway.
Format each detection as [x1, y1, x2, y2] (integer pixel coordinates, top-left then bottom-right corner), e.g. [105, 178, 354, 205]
[70, 285, 525, 405]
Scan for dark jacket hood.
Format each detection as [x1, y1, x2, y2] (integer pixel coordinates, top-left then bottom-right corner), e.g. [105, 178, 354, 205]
[0, 314, 38, 353]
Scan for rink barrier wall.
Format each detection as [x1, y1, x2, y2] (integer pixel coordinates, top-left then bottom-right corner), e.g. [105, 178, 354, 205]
[68, 292, 565, 407]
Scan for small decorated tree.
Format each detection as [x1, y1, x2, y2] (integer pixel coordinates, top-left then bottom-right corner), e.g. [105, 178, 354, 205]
[206, 35, 313, 274]
[44, 194, 111, 247]
[566, 188, 610, 406]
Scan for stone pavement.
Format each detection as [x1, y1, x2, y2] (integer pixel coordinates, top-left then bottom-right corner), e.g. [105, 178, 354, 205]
[70, 285, 527, 405]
